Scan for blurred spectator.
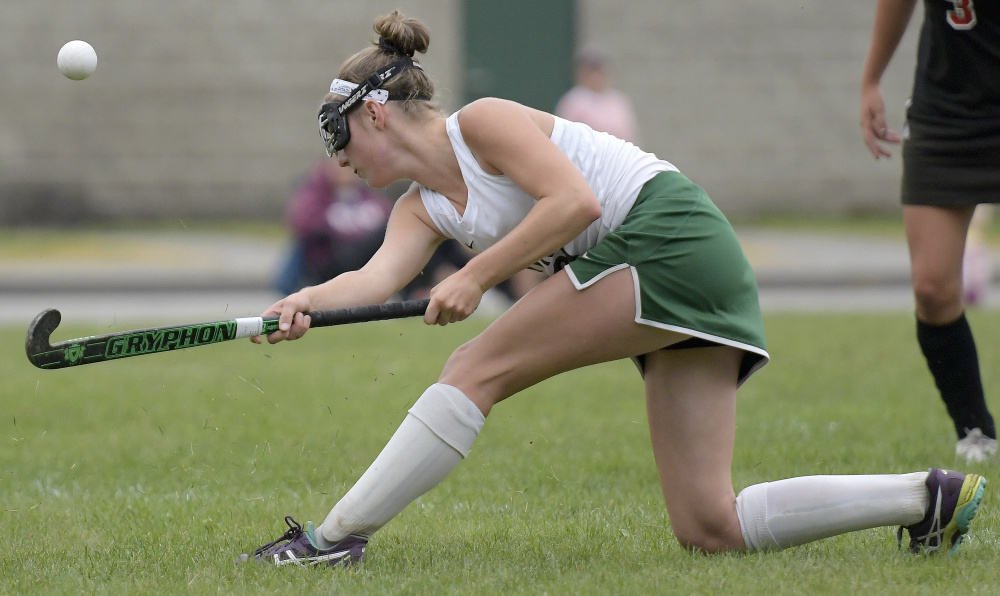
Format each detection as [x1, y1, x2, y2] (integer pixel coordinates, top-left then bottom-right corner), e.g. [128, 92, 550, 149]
[275, 159, 525, 304]
[274, 159, 394, 295]
[555, 44, 640, 144]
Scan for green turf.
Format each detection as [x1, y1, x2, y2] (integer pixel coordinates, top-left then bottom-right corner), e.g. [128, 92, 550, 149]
[2, 311, 998, 594]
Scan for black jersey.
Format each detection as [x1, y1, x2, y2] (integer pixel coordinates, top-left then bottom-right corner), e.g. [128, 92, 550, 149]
[909, 0, 1000, 124]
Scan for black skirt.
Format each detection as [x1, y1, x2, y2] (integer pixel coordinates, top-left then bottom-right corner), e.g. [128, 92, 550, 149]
[901, 116, 1000, 206]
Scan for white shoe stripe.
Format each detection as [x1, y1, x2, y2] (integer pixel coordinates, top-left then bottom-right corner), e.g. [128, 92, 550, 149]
[272, 548, 355, 566]
[918, 487, 944, 550]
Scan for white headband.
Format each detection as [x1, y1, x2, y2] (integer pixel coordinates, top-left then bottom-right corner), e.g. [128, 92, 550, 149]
[329, 79, 389, 103]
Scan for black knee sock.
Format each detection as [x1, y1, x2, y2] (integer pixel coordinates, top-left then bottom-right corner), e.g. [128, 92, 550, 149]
[916, 313, 996, 440]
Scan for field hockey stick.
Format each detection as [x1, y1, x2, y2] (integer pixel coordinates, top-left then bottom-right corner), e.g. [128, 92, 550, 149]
[25, 299, 430, 370]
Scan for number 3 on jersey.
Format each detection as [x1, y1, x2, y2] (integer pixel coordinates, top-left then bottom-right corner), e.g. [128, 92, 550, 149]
[947, 0, 977, 30]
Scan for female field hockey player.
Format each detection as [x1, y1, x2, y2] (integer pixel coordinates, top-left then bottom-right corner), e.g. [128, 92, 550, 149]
[243, 10, 986, 566]
[860, 0, 999, 463]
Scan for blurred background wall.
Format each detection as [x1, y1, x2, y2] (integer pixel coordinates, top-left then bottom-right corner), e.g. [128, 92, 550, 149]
[0, 0, 919, 224]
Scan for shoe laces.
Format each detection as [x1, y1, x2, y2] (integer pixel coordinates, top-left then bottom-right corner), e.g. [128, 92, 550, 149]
[253, 515, 304, 558]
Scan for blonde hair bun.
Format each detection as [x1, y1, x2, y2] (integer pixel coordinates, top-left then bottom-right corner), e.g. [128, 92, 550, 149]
[373, 10, 430, 58]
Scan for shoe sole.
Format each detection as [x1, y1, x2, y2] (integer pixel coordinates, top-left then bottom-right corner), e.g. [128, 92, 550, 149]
[945, 474, 987, 556]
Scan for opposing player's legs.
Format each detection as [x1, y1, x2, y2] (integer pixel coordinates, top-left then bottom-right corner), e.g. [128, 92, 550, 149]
[904, 205, 974, 323]
[904, 204, 996, 456]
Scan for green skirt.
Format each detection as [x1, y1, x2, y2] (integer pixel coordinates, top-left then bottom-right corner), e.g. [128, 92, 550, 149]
[565, 171, 768, 385]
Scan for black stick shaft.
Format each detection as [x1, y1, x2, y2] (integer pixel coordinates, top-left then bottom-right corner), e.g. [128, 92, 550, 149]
[302, 300, 430, 328]
[25, 299, 429, 370]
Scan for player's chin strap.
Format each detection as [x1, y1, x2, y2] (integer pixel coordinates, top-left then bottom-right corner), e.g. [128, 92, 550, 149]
[318, 59, 428, 155]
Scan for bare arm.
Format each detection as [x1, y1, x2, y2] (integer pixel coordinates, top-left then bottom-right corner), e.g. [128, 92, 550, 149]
[256, 187, 445, 343]
[860, 0, 918, 159]
[423, 98, 602, 325]
[306, 189, 444, 307]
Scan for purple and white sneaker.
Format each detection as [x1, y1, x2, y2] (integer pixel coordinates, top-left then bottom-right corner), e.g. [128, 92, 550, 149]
[239, 516, 367, 567]
[897, 468, 987, 555]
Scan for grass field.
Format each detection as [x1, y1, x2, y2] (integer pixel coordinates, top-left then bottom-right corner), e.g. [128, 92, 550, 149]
[3, 310, 999, 594]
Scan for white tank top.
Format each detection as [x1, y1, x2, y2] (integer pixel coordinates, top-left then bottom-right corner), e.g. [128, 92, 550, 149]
[419, 112, 677, 276]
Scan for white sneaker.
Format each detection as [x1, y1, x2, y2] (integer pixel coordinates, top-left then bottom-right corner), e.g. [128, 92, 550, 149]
[956, 428, 998, 463]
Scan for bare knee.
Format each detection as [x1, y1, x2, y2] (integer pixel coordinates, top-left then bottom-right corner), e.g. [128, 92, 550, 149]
[438, 339, 514, 415]
[669, 501, 745, 554]
[912, 276, 962, 322]
[673, 522, 743, 554]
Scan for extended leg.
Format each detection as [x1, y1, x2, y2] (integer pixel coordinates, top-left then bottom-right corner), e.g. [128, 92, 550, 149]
[323, 269, 685, 541]
[317, 383, 484, 543]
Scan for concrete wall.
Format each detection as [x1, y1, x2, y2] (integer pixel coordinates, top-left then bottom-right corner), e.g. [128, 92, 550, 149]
[577, 1, 920, 216]
[0, 1, 919, 223]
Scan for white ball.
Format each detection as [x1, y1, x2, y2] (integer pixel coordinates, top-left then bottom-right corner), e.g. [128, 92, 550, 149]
[57, 40, 98, 80]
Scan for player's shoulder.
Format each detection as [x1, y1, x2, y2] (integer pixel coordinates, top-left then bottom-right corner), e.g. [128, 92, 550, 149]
[457, 98, 525, 127]
[393, 182, 435, 218]
[457, 98, 552, 146]
[393, 182, 425, 209]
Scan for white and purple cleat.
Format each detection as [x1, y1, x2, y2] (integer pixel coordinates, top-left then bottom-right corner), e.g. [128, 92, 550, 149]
[239, 516, 367, 568]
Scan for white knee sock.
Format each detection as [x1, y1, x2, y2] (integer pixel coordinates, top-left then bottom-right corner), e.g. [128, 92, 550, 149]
[317, 383, 485, 544]
[735, 472, 929, 551]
